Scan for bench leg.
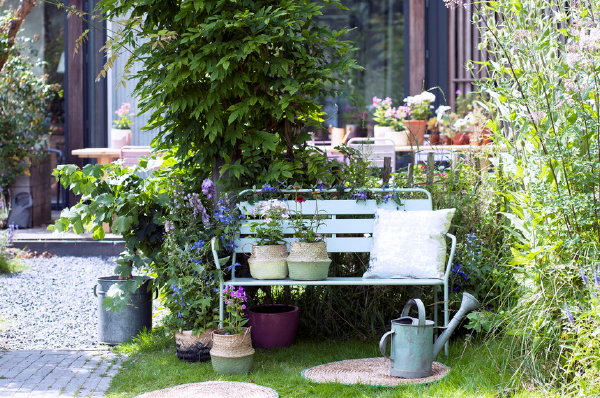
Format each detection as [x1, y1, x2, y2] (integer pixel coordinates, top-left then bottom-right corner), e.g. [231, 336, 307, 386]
[433, 286, 439, 329]
[444, 282, 449, 356]
[219, 280, 224, 329]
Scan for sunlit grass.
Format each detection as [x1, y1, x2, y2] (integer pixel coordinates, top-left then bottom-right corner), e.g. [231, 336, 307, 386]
[106, 329, 554, 397]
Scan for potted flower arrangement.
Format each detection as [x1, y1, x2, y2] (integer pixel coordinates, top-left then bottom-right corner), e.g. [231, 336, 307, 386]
[111, 102, 134, 148]
[286, 193, 331, 280]
[210, 286, 255, 374]
[428, 105, 453, 145]
[246, 199, 290, 279]
[158, 179, 239, 361]
[403, 91, 436, 145]
[372, 96, 411, 146]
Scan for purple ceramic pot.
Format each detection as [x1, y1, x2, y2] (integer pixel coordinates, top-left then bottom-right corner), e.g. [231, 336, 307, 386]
[247, 304, 300, 349]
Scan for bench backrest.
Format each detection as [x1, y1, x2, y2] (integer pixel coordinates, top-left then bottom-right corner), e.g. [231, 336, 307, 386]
[235, 188, 432, 253]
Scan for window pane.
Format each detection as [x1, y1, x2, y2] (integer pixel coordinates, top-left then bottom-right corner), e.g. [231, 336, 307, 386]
[317, 0, 405, 128]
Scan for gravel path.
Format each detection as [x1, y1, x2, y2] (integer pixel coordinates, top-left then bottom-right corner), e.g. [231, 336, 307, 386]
[0, 256, 117, 350]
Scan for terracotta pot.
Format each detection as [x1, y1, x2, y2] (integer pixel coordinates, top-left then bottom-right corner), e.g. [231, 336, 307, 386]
[452, 132, 471, 145]
[403, 120, 427, 145]
[429, 133, 441, 145]
[440, 134, 452, 145]
[247, 305, 300, 348]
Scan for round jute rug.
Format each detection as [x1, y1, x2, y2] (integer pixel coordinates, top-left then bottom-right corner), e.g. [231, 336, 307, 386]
[135, 381, 279, 398]
[302, 357, 450, 386]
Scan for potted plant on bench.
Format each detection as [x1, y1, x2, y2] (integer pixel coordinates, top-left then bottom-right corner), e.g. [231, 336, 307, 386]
[286, 192, 331, 280]
[246, 199, 289, 279]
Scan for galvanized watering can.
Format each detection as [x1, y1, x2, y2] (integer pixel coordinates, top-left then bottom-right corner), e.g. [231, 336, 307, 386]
[379, 292, 479, 378]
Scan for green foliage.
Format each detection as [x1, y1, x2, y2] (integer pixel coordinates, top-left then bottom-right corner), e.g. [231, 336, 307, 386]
[156, 181, 238, 332]
[471, 0, 600, 393]
[98, 0, 359, 189]
[0, 227, 21, 274]
[51, 159, 173, 277]
[0, 18, 60, 190]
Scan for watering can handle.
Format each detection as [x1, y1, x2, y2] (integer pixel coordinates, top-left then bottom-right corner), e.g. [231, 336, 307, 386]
[400, 299, 426, 326]
[379, 331, 394, 359]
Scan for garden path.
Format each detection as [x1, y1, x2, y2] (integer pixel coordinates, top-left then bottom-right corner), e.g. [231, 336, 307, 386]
[0, 256, 125, 397]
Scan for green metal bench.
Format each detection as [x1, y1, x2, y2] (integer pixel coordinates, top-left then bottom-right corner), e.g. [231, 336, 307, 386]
[211, 188, 455, 354]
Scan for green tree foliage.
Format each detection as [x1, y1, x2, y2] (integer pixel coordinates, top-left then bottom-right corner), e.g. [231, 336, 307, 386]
[99, 0, 358, 188]
[0, 20, 59, 191]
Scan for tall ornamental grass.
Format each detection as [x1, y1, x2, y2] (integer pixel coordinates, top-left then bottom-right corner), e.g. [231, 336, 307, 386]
[466, 0, 600, 394]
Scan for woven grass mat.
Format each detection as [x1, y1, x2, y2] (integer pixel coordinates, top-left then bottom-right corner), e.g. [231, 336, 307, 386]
[136, 381, 278, 398]
[302, 357, 450, 386]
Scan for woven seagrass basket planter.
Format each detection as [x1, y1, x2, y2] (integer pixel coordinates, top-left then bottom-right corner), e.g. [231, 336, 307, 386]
[174, 329, 214, 363]
[248, 244, 288, 280]
[210, 327, 255, 374]
[286, 241, 331, 281]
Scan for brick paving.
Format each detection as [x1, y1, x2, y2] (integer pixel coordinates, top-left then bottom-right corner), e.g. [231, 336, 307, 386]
[0, 350, 123, 398]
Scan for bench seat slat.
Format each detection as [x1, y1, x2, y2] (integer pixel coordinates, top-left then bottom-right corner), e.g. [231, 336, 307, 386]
[239, 218, 375, 235]
[234, 237, 374, 253]
[224, 277, 444, 286]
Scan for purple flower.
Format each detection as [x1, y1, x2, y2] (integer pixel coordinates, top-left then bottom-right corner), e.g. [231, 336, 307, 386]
[202, 178, 216, 199]
[261, 184, 278, 193]
[353, 191, 368, 201]
[565, 309, 575, 324]
[164, 220, 175, 233]
[594, 269, 600, 287]
[581, 269, 588, 284]
[191, 240, 205, 251]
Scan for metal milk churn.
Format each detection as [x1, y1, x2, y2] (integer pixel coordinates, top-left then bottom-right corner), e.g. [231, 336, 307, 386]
[379, 298, 434, 378]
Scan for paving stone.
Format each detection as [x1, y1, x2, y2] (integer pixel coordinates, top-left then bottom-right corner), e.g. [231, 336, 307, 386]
[0, 350, 123, 398]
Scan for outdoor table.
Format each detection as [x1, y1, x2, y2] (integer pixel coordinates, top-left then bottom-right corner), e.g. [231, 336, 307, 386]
[71, 148, 121, 165]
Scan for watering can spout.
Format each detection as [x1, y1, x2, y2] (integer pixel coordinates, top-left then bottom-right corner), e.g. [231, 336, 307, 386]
[432, 292, 480, 360]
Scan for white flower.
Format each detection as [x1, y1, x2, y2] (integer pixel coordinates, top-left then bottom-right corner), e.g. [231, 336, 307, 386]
[403, 91, 436, 106]
[435, 105, 451, 120]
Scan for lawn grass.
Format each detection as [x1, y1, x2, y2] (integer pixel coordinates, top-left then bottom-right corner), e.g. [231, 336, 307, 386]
[106, 330, 554, 398]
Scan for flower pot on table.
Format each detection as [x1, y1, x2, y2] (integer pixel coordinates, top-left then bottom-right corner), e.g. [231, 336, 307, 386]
[403, 120, 427, 145]
[110, 128, 131, 148]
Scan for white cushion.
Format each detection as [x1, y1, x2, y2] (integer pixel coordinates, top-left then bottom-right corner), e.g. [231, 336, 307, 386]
[363, 208, 456, 279]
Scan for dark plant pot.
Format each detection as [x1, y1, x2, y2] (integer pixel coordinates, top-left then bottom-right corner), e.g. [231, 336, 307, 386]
[247, 304, 300, 348]
[94, 276, 153, 345]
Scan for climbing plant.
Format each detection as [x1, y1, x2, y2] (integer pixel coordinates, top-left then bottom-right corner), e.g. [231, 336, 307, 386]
[98, 0, 358, 188]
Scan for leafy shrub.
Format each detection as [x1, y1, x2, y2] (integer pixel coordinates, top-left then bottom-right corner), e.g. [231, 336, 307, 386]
[469, 0, 600, 393]
[0, 17, 59, 191]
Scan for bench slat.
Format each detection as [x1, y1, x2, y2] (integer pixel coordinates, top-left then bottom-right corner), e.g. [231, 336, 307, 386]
[239, 199, 432, 216]
[224, 277, 444, 286]
[239, 218, 375, 235]
[234, 237, 373, 253]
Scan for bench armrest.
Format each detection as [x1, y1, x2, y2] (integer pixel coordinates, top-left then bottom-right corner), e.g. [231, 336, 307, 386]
[443, 233, 457, 281]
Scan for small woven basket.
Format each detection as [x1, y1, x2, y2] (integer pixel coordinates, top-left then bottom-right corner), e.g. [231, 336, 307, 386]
[175, 329, 215, 363]
[210, 327, 255, 358]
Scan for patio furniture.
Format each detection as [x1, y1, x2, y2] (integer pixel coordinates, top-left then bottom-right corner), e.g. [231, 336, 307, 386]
[211, 188, 456, 355]
[71, 148, 121, 165]
[347, 137, 396, 172]
[119, 146, 153, 167]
